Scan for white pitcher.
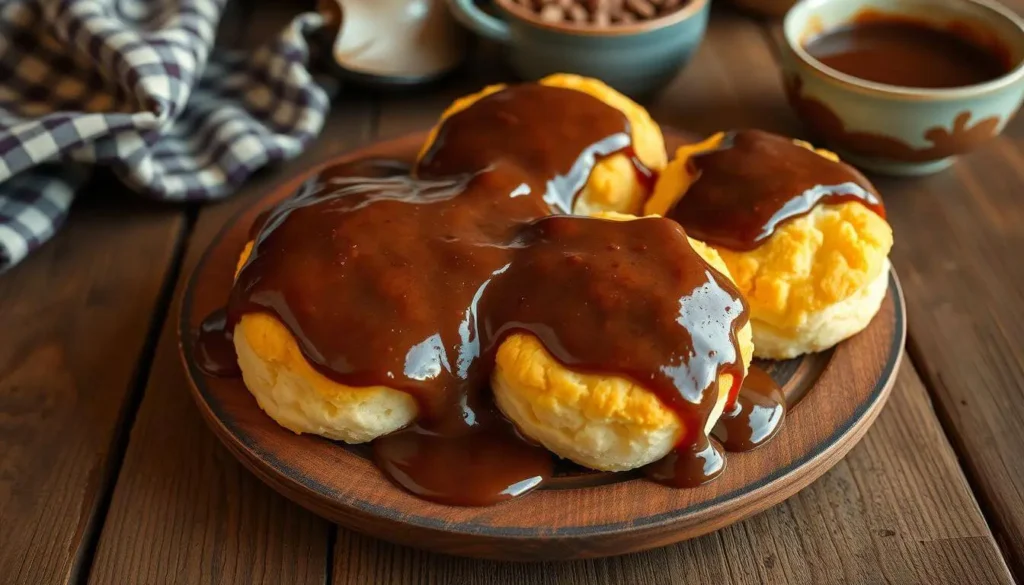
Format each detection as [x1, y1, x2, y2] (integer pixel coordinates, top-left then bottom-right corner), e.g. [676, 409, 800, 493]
[321, 0, 466, 83]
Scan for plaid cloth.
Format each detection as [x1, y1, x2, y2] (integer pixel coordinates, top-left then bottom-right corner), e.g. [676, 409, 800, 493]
[0, 0, 332, 270]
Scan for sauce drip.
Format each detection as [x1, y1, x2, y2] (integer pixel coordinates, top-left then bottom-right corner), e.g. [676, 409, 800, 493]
[668, 129, 885, 251]
[195, 309, 239, 377]
[197, 84, 750, 504]
[711, 365, 786, 452]
[644, 436, 726, 488]
[373, 422, 553, 507]
[805, 19, 1010, 89]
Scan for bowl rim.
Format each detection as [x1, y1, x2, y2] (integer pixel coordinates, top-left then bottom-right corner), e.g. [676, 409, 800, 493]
[493, 0, 709, 38]
[783, 0, 1024, 100]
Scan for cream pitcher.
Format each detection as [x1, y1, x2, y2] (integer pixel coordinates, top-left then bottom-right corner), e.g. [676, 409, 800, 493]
[319, 0, 467, 85]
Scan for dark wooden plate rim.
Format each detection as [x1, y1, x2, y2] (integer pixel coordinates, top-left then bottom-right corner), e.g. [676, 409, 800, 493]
[178, 131, 906, 540]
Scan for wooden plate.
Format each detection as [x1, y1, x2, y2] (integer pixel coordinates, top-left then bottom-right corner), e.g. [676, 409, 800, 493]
[178, 131, 906, 561]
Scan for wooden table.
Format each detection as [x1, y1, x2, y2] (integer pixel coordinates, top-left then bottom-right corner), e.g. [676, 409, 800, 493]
[2, 2, 1023, 584]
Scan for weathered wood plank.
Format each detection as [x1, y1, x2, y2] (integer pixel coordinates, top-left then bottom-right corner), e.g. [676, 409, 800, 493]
[84, 93, 376, 584]
[84, 0, 377, 577]
[878, 112, 1024, 576]
[85, 93, 376, 583]
[0, 191, 185, 585]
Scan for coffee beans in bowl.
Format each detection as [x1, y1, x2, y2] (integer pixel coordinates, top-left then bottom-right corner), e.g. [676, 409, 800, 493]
[449, 0, 709, 95]
[507, 0, 689, 27]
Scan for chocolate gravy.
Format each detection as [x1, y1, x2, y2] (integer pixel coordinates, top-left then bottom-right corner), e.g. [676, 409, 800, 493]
[805, 18, 1009, 89]
[644, 436, 726, 488]
[711, 365, 785, 452]
[667, 130, 885, 251]
[373, 422, 553, 506]
[195, 309, 239, 377]
[198, 84, 752, 504]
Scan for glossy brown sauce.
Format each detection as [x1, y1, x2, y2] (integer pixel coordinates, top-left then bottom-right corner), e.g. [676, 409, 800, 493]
[195, 309, 239, 377]
[667, 129, 885, 251]
[197, 84, 752, 504]
[711, 365, 785, 452]
[373, 421, 553, 506]
[644, 435, 726, 488]
[805, 19, 1010, 89]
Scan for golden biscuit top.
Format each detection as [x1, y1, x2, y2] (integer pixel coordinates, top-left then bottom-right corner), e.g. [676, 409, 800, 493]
[537, 74, 666, 172]
[416, 74, 667, 212]
[644, 133, 842, 218]
[646, 133, 893, 328]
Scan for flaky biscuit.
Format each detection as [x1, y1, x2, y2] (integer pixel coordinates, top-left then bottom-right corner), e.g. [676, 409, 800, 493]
[647, 133, 894, 358]
[492, 212, 754, 471]
[418, 74, 667, 215]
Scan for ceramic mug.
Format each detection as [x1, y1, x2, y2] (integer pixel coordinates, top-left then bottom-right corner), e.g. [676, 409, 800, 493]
[446, 0, 710, 96]
[781, 0, 1024, 175]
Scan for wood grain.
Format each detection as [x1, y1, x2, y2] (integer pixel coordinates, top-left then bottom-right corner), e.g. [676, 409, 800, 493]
[83, 76, 378, 585]
[0, 191, 185, 585]
[877, 111, 1024, 577]
[327, 363, 1010, 585]
[645, 8, 803, 138]
[83, 191, 331, 585]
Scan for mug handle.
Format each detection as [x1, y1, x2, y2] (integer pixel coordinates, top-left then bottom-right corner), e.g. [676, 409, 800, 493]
[447, 0, 512, 43]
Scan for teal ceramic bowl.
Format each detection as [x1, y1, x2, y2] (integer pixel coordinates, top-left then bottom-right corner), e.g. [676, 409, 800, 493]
[781, 0, 1024, 176]
[446, 0, 710, 97]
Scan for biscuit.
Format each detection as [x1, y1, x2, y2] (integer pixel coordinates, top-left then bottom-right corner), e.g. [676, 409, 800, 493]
[492, 213, 754, 471]
[419, 74, 666, 215]
[233, 242, 417, 443]
[647, 133, 894, 358]
[234, 311, 418, 443]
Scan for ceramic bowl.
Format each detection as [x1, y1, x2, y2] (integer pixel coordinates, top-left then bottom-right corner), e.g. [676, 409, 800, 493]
[446, 0, 709, 96]
[781, 0, 1024, 175]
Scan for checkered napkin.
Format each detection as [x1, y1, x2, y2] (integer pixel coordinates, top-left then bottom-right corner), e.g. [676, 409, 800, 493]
[0, 0, 332, 270]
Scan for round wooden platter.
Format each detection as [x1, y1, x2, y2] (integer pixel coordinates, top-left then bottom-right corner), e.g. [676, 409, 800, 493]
[178, 130, 906, 561]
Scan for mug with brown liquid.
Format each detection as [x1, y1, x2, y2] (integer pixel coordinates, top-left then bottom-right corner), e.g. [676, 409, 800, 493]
[780, 0, 1024, 176]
